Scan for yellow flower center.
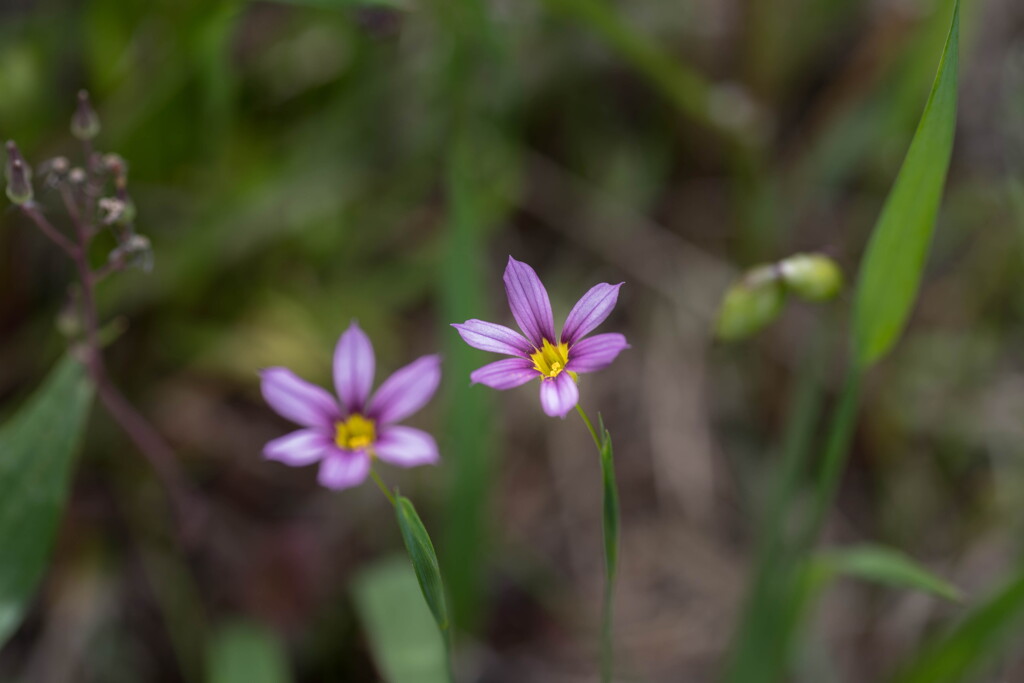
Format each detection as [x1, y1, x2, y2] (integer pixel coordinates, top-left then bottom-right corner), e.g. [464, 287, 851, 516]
[334, 413, 376, 451]
[530, 339, 573, 380]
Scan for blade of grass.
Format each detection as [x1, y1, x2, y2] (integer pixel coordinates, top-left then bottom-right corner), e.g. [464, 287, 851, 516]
[814, 544, 961, 602]
[852, 0, 960, 368]
[0, 356, 93, 648]
[207, 620, 293, 683]
[597, 418, 619, 683]
[394, 495, 454, 681]
[888, 571, 1024, 683]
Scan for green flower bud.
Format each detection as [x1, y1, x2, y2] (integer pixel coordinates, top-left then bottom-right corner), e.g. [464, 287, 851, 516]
[71, 90, 101, 141]
[6, 158, 33, 205]
[779, 253, 843, 301]
[715, 265, 786, 341]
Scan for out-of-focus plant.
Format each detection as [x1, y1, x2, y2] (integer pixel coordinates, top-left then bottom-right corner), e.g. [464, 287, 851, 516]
[722, 2, 963, 680]
[0, 91, 193, 651]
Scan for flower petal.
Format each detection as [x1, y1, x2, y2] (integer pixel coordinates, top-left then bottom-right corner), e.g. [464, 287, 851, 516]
[334, 322, 375, 412]
[503, 256, 556, 346]
[566, 333, 630, 373]
[260, 367, 338, 429]
[263, 429, 333, 466]
[539, 372, 579, 418]
[368, 355, 442, 424]
[374, 426, 440, 467]
[561, 282, 623, 346]
[470, 358, 537, 390]
[451, 320, 533, 356]
[317, 450, 371, 490]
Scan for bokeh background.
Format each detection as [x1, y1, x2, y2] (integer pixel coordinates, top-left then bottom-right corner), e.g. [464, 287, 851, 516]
[1, 0, 1023, 681]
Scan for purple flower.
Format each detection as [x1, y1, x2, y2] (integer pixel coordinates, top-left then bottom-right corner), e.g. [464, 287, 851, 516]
[260, 322, 442, 490]
[453, 256, 629, 418]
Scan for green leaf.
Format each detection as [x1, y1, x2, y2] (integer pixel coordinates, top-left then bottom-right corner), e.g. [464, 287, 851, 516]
[815, 545, 961, 602]
[207, 620, 293, 683]
[888, 571, 1024, 683]
[353, 556, 449, 683]
[852, 0, 960, 367]
[395, 496, 450, 632]
[597, 422, 620, 683]
[0, 356, 93, 647]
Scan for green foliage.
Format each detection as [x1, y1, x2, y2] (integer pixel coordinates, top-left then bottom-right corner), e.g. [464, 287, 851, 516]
[0, 356, 93, 647]
[888, 572, 1024, 683]
[852, 0, 960, 368]
[207, 620, 293, 683]
[353, 557, 450, 683]
[394, 496, 451, 646]
[814, 545, 961, 602]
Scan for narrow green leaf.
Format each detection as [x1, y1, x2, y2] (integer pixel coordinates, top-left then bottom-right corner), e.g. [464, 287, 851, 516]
[816, 545, 961, 602]
[598, 422, 620, 683]
[207, 620, 293, 683]
[852, 0, 960, 367]
[888, 571, 1024, 683]
[0, 356, 93, 647]
[395, 496, 450, 635]
[353, 557, 449, 683]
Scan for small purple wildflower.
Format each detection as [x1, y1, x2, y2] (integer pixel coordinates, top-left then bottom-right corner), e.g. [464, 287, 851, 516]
[260, 322, 441, 490]
[453, 256, 629, 419]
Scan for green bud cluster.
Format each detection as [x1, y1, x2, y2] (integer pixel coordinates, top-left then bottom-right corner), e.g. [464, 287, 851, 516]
[715, 253, 843, 342]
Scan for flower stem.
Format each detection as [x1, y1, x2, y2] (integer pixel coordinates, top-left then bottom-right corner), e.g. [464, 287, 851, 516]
[370, 468, 396, 506]
[575, 404, 602, 450]
[575, 403, 618, 683]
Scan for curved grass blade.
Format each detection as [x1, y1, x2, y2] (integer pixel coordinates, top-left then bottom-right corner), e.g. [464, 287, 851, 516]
[0, 356, 93, 647]
[852, 0, 960, 368]
[888, 571, 1024, 683]
[815, 545, 961, 602]
[394, 495, 453, 681]
[353, 556, 449, 683]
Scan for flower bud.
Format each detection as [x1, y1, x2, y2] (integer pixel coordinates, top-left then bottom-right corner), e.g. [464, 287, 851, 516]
[6, 158, 33, 205]
[779, 253, 843, 301]
[5, 141, 30, 182]
[68, 167, 87, 184]
[715, 265, 786, 341]
[110, 234, 153, 272]
[71, 90, 101, 141]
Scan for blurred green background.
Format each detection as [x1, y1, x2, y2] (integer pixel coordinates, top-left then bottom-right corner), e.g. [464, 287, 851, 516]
[1, 0, 1023, 681]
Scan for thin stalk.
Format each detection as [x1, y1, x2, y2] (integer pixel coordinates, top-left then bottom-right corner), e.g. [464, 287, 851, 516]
[20, 203, 79, 257]
[370, 468, 396, 506]
[802, 367, 863, 546]
[576, 403, 618, 683]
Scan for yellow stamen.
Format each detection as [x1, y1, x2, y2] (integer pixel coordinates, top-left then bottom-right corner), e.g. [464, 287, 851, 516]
[530, 339, 572, 380]
[334, 413, 377, 451]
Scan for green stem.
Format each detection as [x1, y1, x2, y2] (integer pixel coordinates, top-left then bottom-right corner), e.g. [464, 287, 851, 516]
[576, 403, 618, 683]
[575, 404, 602, 450]
[370, 469, 396, 506]
[802, 367, 863, 546]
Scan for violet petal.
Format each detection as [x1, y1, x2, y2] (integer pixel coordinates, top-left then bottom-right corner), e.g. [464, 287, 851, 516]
[317, 450, 371, 490]
[260, 367, 338, 429]
[503, 256, 556, 346]
[566, 333, 630, 373]
[263, 429, 333, 466]
[561, 282, 623, 346]
[470, 358, 537, 390]
[374, 425, 440, 467]
[539, 372, 579, 418]
[334, 322, 375, 412]
[451, 320, 533, 356]
[368, 355, 441, 424]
